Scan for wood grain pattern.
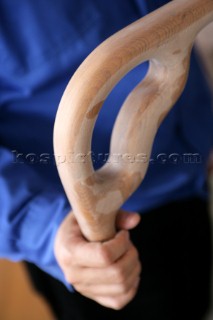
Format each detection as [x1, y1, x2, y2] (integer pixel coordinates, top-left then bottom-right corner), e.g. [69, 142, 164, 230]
[54, 0, 213, 241]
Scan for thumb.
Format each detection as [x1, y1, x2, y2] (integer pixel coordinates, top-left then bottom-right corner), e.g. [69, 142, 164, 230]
[116, 209, 141, 230]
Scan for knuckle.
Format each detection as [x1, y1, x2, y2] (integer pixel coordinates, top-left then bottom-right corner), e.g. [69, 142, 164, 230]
[111, 285, 138, 310]
[111, 265, 126, 283]
[118, 282, 129, 294]
[61, 252, 71, 267]
[54, 239, 73, 268]
[132, 286, 139, 298]
[56, 249, 70, 268]
[130, 245, 139, 260]
[130, 247, 141, 270]
[117, 271, 126, 284]
[111, 299, 126, 310]
[55, 244, 74, 268]
[137, 261, 142, 275]
[97, 245, 113, 266]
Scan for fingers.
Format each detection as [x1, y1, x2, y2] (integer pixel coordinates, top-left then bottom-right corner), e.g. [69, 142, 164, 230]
[65, 244, 141, 285]
[116, 210, 141, 230]
[54, 211, 142, 310]
[68, 229, 130, 268]
[67, 244, 141, 310]
[74, 263, 141, 296]
[55, 213, 130, 268]
[86, 280, 140, 310]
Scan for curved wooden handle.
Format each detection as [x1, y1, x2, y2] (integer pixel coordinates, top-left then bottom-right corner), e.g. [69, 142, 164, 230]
[54, 0, 213, 242]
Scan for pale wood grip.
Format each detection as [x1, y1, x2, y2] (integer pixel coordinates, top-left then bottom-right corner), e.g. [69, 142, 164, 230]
[54, 0, 213, 242]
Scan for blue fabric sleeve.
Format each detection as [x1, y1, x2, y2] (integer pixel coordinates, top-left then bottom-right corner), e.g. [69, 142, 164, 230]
[0, 145, 73, 291]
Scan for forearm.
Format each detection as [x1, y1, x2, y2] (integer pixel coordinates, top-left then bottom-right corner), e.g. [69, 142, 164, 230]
[0, 145, 71, 288]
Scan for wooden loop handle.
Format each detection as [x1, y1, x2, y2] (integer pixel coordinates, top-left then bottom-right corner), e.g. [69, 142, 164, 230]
[54, 0, 213, 242]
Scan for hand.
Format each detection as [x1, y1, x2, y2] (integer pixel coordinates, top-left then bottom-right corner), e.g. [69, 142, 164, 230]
[54, 210, 141, 310]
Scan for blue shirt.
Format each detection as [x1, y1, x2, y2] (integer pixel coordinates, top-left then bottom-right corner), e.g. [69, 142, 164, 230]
[0, 0, 212, 290]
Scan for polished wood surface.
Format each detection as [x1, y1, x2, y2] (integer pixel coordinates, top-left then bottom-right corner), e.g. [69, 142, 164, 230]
[54, 0, 213, 241]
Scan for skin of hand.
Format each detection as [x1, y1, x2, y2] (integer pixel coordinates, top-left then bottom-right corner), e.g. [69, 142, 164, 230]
[54, 210, 142, 310]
